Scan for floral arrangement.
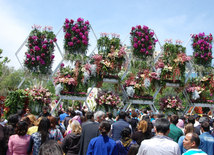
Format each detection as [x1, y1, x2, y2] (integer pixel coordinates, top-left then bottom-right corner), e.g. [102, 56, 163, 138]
[95, 90, 123, 111]
[159, 95, 184, 114]
[186, 76, 214, 103]
[4, 89, 30, 118]
[192, 32, 213, 67]
[188, 106, 203, 114]
[155, 39, 191, 86]
[124, 69, 160, 100]
[130, 25, 158, 60]
[53, 61, 88, 96]
[24, 24, 57, 75]
[63, 18, 90, 58]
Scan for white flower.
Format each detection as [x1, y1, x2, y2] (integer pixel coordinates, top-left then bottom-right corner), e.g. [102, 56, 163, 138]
[83, 72, 90, 84]
[90, 64, 97, 76]
[192, 90, 200, 100]
[144, 78, 150, 89]
[126, 86, 135, 97]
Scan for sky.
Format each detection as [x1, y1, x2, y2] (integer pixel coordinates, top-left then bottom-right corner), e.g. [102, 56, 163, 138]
[1, 0, 214, 70]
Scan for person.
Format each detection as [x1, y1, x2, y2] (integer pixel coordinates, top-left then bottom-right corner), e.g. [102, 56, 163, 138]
[66, 116, 81, 135]
[38, 106, 51, 118]
[94, 111, 105, 124]
[183, 132, 207, 155]
[177, 119, 184, 133]
[81, 112, 94, 127]
[17, 109, 24, 121]
[110, 111, 132, 141]
[55, 116, 65, 136]
[178, 123, 195, 154]
[48, 116, 64, 144]
[137, 118, 181, 155]
[132, 120, 153, 145]
[127, 144, 139, 155]
[39, 140, 63, 155]
[78, 113, 100, 155]
[59, 109, 69, 122]
[27, 117, 54, 155]
[64, 110, 76, 129]
[27, 114, 36, 126]
[199, 121, 214, 155]
[61, 120, 82, 155]
[86, 121, 118, 155]
[194, 114, 200, 128]
[24, 107, 32, 116]
[0, 116, 6, 155]
[7, 121, 30, 155]
[116, 127, 137, 155]
[27, 116, 43, 135]
[188, 116, 200, 135]
[130, 111, 139, 132]
[106, 112, 114, 124]
[168, 114, 183, 142]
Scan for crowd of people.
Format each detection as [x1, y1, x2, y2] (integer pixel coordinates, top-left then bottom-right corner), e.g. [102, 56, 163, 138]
[0, 105, 214, 155]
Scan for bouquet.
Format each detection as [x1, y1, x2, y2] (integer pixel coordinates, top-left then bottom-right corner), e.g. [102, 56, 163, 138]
[130, 25, 158, 60]
[192, 32, 213, 66]
[24, 25, 57, 75]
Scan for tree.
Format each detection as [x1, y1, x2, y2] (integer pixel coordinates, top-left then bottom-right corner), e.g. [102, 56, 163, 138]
[0, 49, 10, 78]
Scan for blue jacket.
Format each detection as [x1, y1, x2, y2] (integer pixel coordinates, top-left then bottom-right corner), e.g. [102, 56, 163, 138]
[199, 132, 214, 155]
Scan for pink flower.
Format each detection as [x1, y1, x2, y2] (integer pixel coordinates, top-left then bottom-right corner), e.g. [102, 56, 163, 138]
[208, 52, 212, 57]
[53, 38, 57, 42]
[32, 62, 34, 65]
[60, 63, 65, 68]
[92, 54, 102, 62]
[133, 38, 138, 42]
[70, 19, 74, 24]
[131, 27, 135, 31]
[150, 31, 154, 37]
[77, 18, 84, 22]
[138, 40, 141, 45]
[85, 31, 89, 36]
[77, 40, 80, 44]
[146, 51, 149, 55]
[65, 18, 69, 23]
[51, 55, 55, 60]
[85, 20, 89, 25]
[32, 57, 35, 61]
[133, 43, 138, 48]
[41, 53, 45, 58]
[65, 23, 69, 29]
[42, 45, 47, 50]
[79, 32, 83, 36]
[72, 27, 76, 31]
[26, 54, 31, 59]
[34, 46, 40, 51]
[75, 29, 80, 33]
[205, 57, 208, 60]
[36, 56, 40, 61]
[30, 48, 34, 53]
[25, 60, 29, 64]
[148, 46, 153, 50]
[68, 42, 74, 46]
[50, 40, 53, 44]
[83, 26, 87, 31]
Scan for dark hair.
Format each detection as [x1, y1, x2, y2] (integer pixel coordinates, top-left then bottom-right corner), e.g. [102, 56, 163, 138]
[26, 107, 31, 111]
[127, 144, 139, 155]
[20, 116, 31, 128]
[70, 110, 76, 117]
[8, 114, 19, 128]
[99, 120, 111, 135]
[141, 115, 149, 122]
[121, 127, 131, 138]
[55, 117, 60, 125]
[143, 109, 147, 114]
[155, 118, 170, 134]
[15, 121, 28, 136]
[150, 114, 154, 118]
[17, 109, 24, 116]
[38, 117, 51, 145]
[86, 112, 94, 119]
[131, 111, 138, 118]
[180, 115, 185, 120]
[157, 114, 164, 118]
[57, 110, 63, 116]
[188, 116, 195, 124]
[106, 112, 113, 119]
[80, 116, 86, 123]
[190, 132, 200, 148]
[48, 116, 56, 129]
[39, 140, 63, 155]
[170, 114, 178, 125]
[201, 121, 210, 132]
[65, 109, 69, 113]
[119, 111, 126, 119]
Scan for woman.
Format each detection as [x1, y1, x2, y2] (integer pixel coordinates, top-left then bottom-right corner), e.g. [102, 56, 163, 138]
[7, 121, 30, 155]
[66, 116, 81, 135]
[27, 117, 54, 155]
[178, 123, 195, 154]
[116, 127, 137, 155]
[130, 111, 139, 132]
[48, 116, 64, 144]
[27, 117, 43, 135]
[177, 119, 184, 134]
[131, 120, 153, 145]
[61, 120, 82, 155]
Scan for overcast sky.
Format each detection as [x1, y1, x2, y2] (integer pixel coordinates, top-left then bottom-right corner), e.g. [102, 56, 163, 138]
[1, 0, 214, 70]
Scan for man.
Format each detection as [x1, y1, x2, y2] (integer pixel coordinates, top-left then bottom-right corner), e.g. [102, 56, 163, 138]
[106, 112, 114, 124]
[82, 112, 94, 127]
[138, 118, 180, 155]
[168, 114, 183, 142]
[64, 110, 76, 129]
[194, 114, 200, 128]
[188, 116, 200, 135]
[183, 132, 207, 155]
[78, 111, 102, 155]
[38, 106, 51, 118]
[24, 107, 32, 116]
[59, 109, 69, 122]
[86, 121, 118, 155]
[94, 111, 105, 124]
[110, 111, 132, 141]
[199, 122, 214, 155]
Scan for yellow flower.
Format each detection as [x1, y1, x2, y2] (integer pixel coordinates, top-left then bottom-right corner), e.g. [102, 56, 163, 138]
[134, 84, 141, 89]
[140, 74, 145, 78]
[168, 67, 173, 71]
[201, 77, 208, 82]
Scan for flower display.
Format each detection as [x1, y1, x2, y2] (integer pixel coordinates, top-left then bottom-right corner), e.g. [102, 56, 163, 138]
[192, 33, 213, 66]
[130, 25, 158, 60]
[159, 95, 184, 113]
[24, 25, 57, 75]
[63, 18, 90, 56]
[155, 39, 191, 86]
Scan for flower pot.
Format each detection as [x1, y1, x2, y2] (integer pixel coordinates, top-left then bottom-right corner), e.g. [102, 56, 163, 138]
[60, 95, 86, 101]
[165, 82, 180, 88]
[130, 100, 153, 105]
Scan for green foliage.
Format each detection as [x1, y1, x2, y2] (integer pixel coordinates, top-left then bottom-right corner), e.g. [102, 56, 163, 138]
[0, 49, 10, 78]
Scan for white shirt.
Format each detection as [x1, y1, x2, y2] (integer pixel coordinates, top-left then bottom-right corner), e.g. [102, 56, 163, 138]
[137, 135, 181, 155]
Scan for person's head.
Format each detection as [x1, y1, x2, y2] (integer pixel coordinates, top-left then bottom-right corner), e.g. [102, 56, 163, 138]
[127, 144, 139, 155]
[121, 127, 132, 139]
[15, 121, 28, 136]
[106, 112, 113, 119]
[155, 118, 170, 135]
[143, 109, 147, 114]
[43, 106, 49, 114]
[39, 140, 63, 155]
[8, 114, 19, 128]
[57, 110, 63, 116]
[194, 114, 200, 121]
[38, 117, 51, 145]
[119, 111, 126, 119]
[20, 116, 31, 128]
[141, 115, 150, 122]
[17, 109, 24, 117]
[72, 116, 81, 124]
[156, 113, 164, 119]
[184, 123, 195, 135]
[176, 119, 184, 128]
[99, 120, 111, 135]
[70, 110, 76, 117]
[188, 116, 195, 124]
[94, 111, 105, 123]
[131, 111, 138, 118]
[71, 120, 82, 134]
[183, 132, 200, 150]
[55, 117, 60, 125]
[170, 114, 178, 125]
[80, 116, 86, 123]
[138, 120, 148, 133]
[65, 109, 69, 114]
[201, 121, 210, 132]
[27, 114, 36, 125]
[86, 112, 94, 120]
[34, 117, 43, 126]
[48, 116, 56, 129]
[26, 107, 31, 114]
